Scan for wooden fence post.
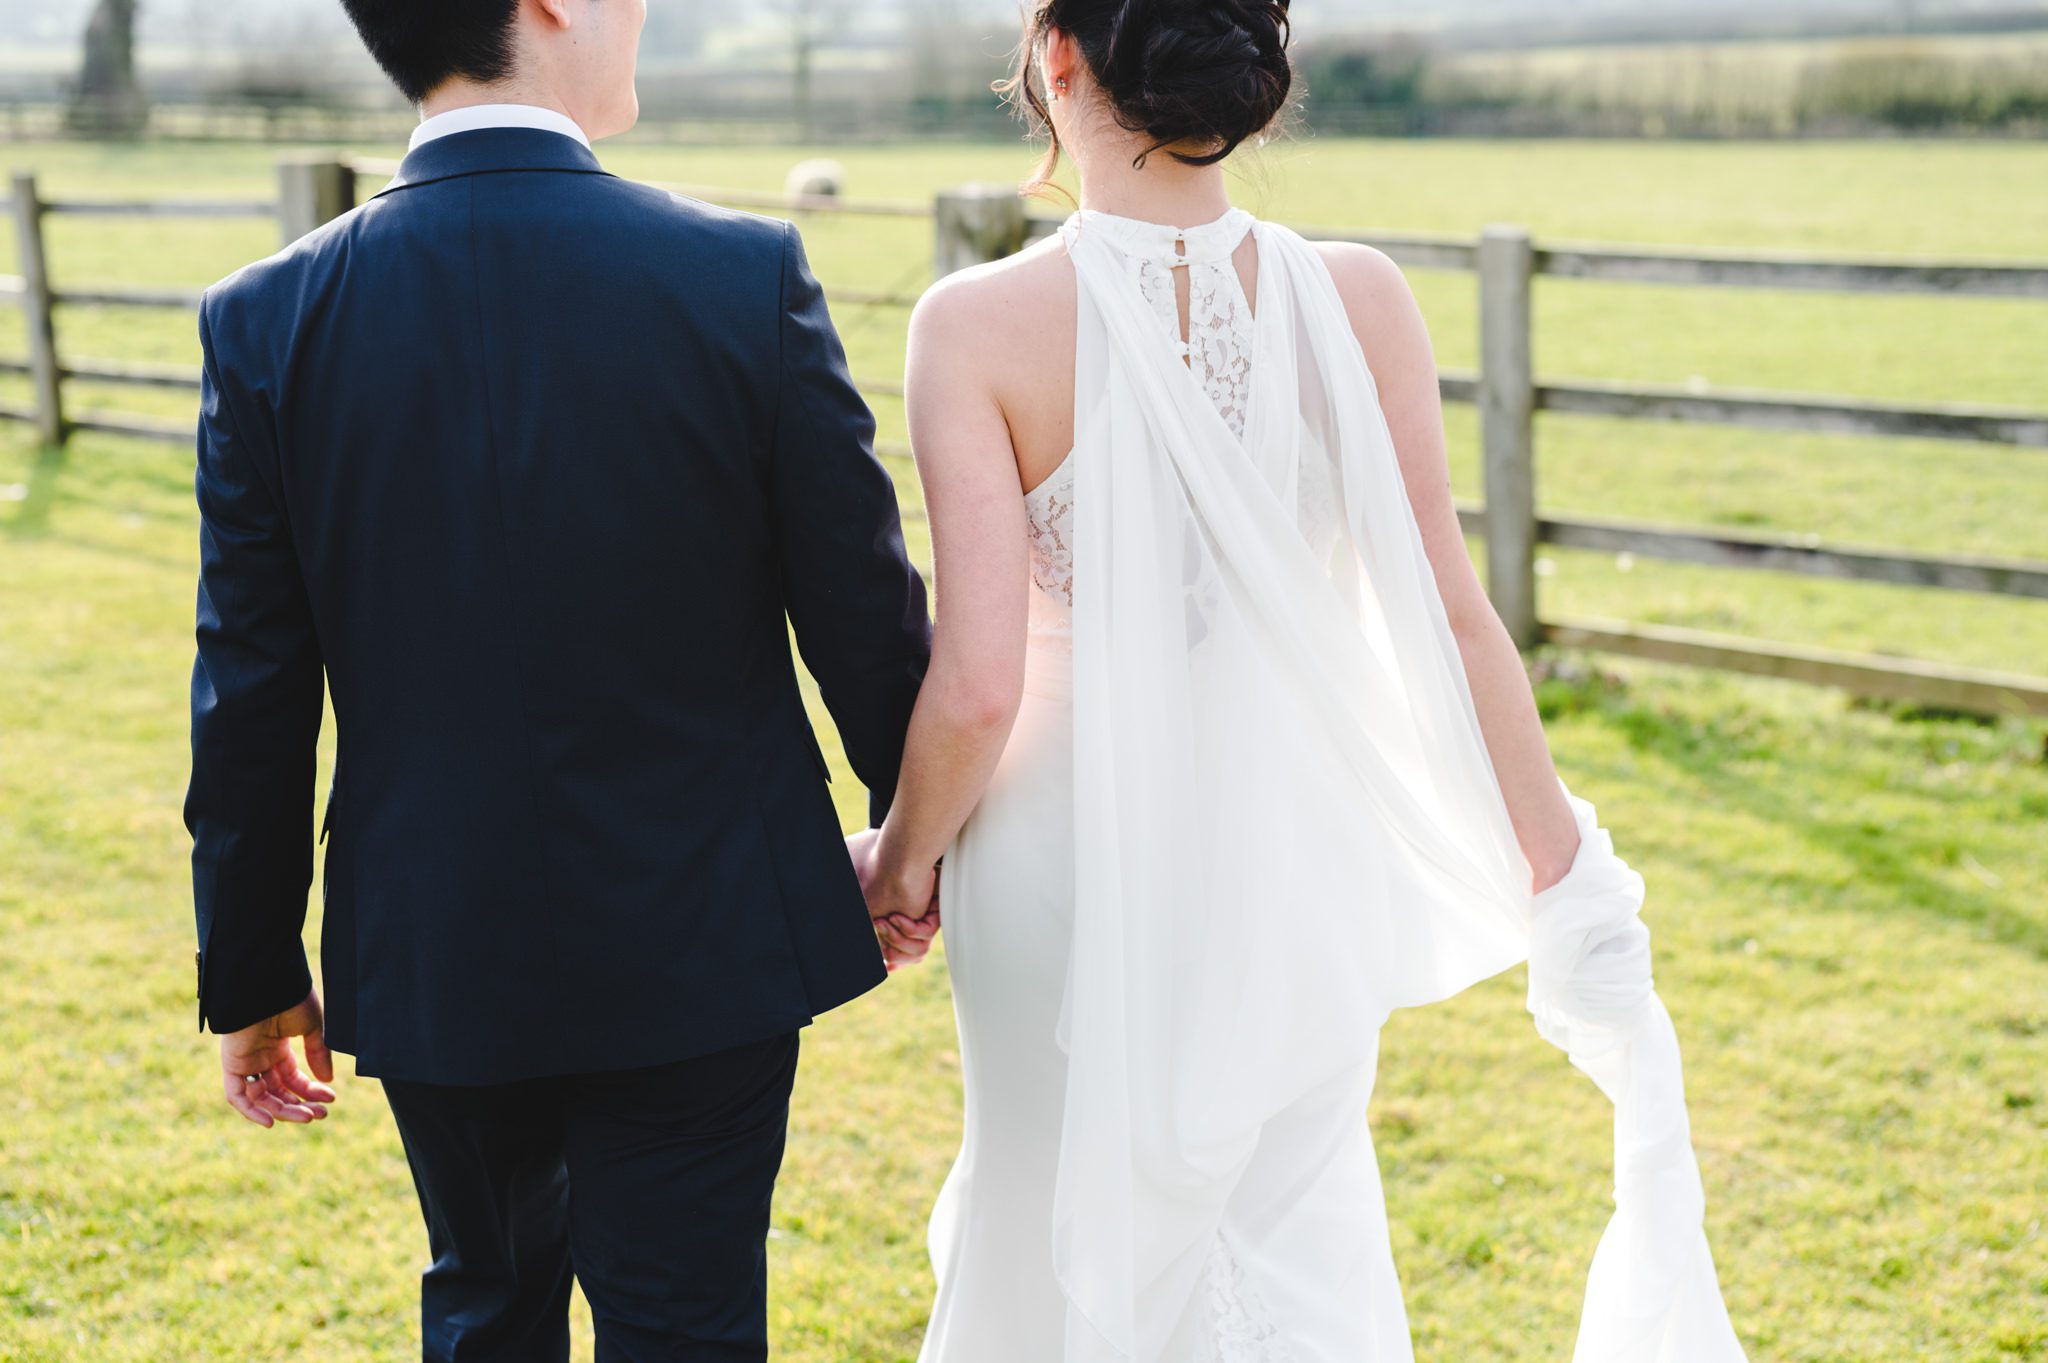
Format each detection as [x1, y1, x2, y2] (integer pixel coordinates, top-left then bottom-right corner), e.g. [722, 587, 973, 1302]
[10, 171, 64, 447]
[277, 155, 356, 247]
[1477, 224, 1539, 650]
[933, 184, 1027, 278]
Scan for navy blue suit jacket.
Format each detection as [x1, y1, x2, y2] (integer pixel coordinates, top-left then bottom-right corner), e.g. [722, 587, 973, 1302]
[186, 129, 930, 1084]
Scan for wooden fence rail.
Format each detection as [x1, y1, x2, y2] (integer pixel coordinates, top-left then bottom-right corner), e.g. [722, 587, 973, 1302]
[1, 158, 2043, 716]
[0, 160, 348, 444]
[41, 198, 278, 220]
[1533, 246, 2048, 298]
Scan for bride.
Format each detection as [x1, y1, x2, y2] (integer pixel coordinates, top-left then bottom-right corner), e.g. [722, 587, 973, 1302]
[851, 2, 1749, 1360]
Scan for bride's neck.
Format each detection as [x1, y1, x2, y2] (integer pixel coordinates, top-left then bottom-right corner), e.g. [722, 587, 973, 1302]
[1073, 146, 1232, 228]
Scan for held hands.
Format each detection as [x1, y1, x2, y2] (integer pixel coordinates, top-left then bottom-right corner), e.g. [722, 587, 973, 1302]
[845, 829, 941, 971]
[219, 988, 337, 1128]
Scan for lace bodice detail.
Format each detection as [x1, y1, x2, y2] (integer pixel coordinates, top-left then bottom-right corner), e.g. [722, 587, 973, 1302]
[1025, 208, 1259, 642]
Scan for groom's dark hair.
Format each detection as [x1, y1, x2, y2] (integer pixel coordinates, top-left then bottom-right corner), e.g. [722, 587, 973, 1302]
[339, 0, 525, 106]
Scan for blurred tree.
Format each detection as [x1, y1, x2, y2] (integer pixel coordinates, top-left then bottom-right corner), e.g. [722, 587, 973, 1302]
[767, 0, 852, 140]
[69, 0, 148, 138]
[1301, 35, 1433, 110]
[903, 0, 988, 128]
[641, 6, 709, 61]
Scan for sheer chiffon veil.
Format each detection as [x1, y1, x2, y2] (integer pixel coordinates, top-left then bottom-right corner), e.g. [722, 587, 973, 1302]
[1051, 212, 1749, 1362]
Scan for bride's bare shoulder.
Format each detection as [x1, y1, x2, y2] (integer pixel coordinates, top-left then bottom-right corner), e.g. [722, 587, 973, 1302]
[908, 231, 1075, 375]
[1310, 240, 1434, 374]
[1311, 240, 1419, 322]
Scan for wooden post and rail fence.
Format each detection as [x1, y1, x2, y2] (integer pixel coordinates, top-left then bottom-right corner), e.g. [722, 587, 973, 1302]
[2, 157, 2044, 716]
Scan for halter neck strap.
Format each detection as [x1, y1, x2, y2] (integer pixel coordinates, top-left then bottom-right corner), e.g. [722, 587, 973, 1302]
[1062, 207, 1256, 267]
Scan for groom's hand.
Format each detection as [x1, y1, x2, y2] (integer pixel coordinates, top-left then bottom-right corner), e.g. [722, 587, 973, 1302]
[219, 988, 337, 1128]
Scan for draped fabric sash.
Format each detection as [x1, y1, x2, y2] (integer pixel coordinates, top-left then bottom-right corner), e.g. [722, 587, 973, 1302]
[1052, 213, 1747, 1362]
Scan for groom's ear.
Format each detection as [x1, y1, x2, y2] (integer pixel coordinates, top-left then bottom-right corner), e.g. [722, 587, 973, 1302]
[529, 0, 574, 31]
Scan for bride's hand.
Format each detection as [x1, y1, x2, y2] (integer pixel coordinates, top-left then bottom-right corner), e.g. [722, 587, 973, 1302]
[846, 831, 941, 970]
[876, 907, 939, 971]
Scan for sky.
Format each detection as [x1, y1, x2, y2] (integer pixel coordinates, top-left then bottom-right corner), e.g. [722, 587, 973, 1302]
[4, 0, 2025, 54]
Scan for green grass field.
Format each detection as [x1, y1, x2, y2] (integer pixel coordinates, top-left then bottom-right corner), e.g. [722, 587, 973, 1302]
[0, 135, 2044, 1362]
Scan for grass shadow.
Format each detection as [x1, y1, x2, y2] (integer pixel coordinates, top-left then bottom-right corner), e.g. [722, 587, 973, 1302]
[0, 441, 69, 541]
[1551, 659, 2048, 961]
[1, 434, 197, 573]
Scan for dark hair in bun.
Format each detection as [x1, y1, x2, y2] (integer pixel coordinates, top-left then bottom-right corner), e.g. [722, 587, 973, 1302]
[1003, 0, 1293, 189]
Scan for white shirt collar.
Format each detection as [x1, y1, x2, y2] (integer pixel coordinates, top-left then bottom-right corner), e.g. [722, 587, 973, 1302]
[409, 102, 592, 153]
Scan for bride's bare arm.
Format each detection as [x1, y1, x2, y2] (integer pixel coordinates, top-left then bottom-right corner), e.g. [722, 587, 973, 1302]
[1317, 243, 1582, 892]
[863, 276, 1034, 927]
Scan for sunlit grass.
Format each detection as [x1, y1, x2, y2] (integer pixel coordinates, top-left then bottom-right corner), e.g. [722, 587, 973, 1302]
[0, 136, 2043, 1362]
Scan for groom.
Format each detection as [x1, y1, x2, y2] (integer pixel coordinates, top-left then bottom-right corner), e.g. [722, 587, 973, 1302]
[184, 0, 932, 1357]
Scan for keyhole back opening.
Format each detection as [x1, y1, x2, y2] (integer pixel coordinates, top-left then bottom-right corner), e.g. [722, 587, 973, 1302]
[1170, 232, 1260, 374]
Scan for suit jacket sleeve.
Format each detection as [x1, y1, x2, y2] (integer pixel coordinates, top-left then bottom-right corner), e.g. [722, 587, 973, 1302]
[769, 222, 932, 828]
[185, 299, 325, 1034]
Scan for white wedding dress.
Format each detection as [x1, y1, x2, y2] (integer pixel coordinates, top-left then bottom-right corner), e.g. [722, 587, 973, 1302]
[915, 208, 1748, 1363]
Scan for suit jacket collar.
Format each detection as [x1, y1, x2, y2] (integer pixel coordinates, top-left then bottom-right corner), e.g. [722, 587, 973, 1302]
[374, 127, 609, 197]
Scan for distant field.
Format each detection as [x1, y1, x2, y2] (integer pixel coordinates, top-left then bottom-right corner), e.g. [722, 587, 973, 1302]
[1452, 28, 2048, 76]
[0, 136, 2044, 1363]
[1442, 28, 2048, 129]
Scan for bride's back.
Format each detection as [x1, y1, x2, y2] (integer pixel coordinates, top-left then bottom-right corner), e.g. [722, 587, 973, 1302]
[913, 0, 1291, 500]
[900, 0, 1454, 657]
[969, 228, 1264, 497]
[927, 236, 1083, 500]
